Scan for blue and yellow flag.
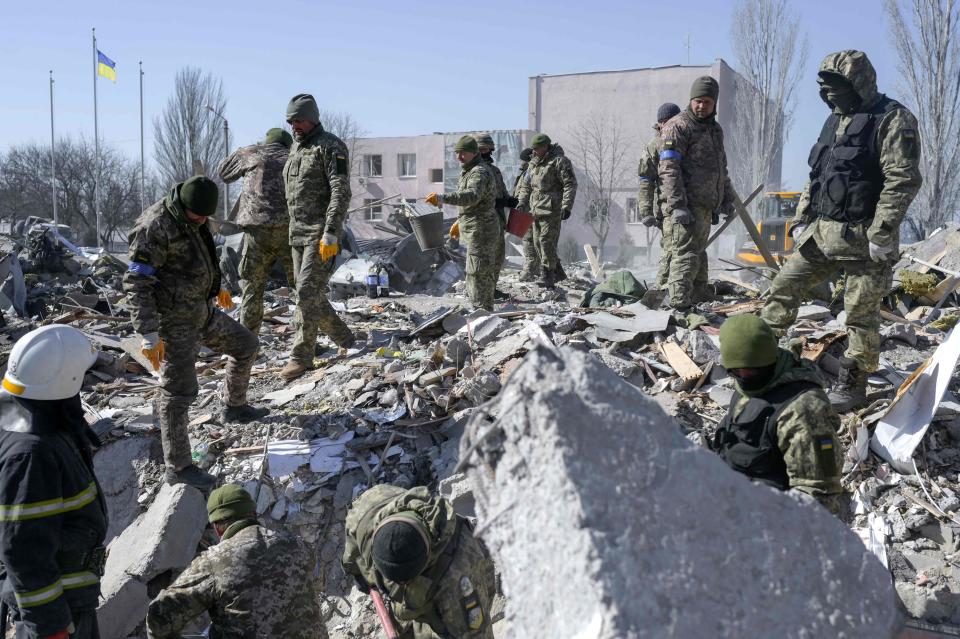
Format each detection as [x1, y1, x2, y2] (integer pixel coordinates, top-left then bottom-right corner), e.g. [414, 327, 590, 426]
[97, 50, 116, 82]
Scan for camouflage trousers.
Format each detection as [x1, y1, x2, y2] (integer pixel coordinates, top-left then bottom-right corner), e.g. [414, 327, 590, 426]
[157, 308, 258, 470]
[655, 225, 674, 288]
[520, 227, 541, 278]
[290, 242, 353, 366]
[239, 225, 294, 334]
[761, 239, 891, 372]
[532, 211, 563, 276]
[663, 208, 710, 307]
[460, 217, 500, 311]
[493, 211, 506, 281]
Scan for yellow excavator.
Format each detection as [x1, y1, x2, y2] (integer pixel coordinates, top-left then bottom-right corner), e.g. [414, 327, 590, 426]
[735, 191, 802, 267]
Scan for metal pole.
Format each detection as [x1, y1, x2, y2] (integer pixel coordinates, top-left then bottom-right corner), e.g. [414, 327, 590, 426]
[92, 28, 101, 248]
[49, 70, 57, 227]
[223, 118, 229, 218]
[139, 61, 145, 213]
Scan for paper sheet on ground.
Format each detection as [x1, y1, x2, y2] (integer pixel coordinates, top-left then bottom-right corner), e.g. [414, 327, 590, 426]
[871, 326, 960, 473]
[262, 431, 402, 478]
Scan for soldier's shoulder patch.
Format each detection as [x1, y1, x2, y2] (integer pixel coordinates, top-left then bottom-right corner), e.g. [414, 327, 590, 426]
[459, 576, 484, 631]
[663, 139, 675, 149]
[335, 153, 348, 176]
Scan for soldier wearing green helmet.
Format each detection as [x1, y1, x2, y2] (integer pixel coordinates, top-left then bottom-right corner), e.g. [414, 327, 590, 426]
[146, 484, 325, 638]
[710, 314, 846, 515]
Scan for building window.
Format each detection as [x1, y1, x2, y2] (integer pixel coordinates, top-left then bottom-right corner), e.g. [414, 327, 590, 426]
[625, 197, 640, 224]
[398, 153, 416, 177]
[429, 168, 443, 183]
[362, 155, 382, 177]
[363, 198, 383, 221]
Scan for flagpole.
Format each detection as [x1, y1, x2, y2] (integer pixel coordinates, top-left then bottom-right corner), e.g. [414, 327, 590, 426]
[49, 70, 57, 227]
[139, 61, 145, 213]
[92, 28, 101, 249]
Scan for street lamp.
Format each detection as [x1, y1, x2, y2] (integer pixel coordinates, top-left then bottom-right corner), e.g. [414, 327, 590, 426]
[205, 104, 229, 219]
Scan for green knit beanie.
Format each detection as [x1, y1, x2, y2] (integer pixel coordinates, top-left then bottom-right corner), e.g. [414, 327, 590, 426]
[207, 484, 256, 523]
[475, 133, 495, 150]
[264, 128, 293, 148]
[531, 133, 551, 147]
[180, 176, 219, 217]
[286, 93, 320, 124]
[454, 135, 479, 153]
[719, 314, 778, 369]
[690, 76, 720, 101]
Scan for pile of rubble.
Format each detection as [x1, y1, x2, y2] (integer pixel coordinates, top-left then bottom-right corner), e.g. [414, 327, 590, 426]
[7, 216, 960, 636]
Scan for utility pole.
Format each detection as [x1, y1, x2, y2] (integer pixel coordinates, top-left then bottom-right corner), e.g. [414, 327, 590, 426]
[92, 28, 101, 248]
[685, 34, 691, 65]
[139, 61, 145, 213]
[205, 104, 229, 218]
[49, 70, 57, 227]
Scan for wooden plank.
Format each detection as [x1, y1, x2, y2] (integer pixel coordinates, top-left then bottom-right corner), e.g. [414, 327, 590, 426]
[658, 342, 702, 382]
[583, 244, 605, 279]
[715, 272, 761, 294]
[706, 183, 764, 248]
[712, 299, 765, 316]
[920, 276, 960, 304]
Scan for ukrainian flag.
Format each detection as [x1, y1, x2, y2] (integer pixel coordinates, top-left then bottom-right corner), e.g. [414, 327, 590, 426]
[97, 50, 116, 82]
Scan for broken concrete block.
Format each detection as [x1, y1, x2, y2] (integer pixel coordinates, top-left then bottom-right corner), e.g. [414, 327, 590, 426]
[708, 383, 735, 407]
[94, 436, 161, 544]
[98, 483, 208, 639]
[438, 472, 476, 518]
[881, 323, 918, 347]
[463, 345, 898, 638]
[458, 315, 510, 347]
[444, 337, 471, 369]
[686, 330, 720, 365]
[797, 304, 832, 321]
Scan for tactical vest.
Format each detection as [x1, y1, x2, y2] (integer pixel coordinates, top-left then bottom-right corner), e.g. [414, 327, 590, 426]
[711, 381, 820, 490]
[807, 95, 900, 224]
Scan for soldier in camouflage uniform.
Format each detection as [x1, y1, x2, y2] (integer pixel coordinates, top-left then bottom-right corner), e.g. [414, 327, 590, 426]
[218, 127, 295, 334]
[516, 133, 577, 287]
[476, 133, 519, 294]
[124, 177, 267, 491]
[637, 103, 682, 288]
[761, 51, 922, 411]
[658, 77, 735, 310]
[146, 485, 325, 639]
[513, 148, 540, 281]
[710, 315, 847, 517]
[281, 94, 356, 382]
[343, 485, 497, 639]
[426, 136, 499, 311]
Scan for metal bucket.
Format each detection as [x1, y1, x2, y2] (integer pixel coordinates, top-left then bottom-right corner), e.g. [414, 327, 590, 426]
[409, 211, 445, 252]
[506, 208, 534, 238]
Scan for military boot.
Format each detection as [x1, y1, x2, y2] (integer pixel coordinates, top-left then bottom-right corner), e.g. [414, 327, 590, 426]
[518, 270, 539, 283]
[536, 270, 556, 288]
[165, 464, 216, 492]
[280, 361, 310, 382]
[554, 263, 568, 283]
[222, 404, 270, 424]
[828, 357, 868, 412]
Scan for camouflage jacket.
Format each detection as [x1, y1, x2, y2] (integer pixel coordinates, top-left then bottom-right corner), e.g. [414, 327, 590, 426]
[516, 144, 577, 217]
[512, 162, 529, 198]
[657, 110, 735, 215]
[727, 350, 843, 497]
[482, 155, 509, 227]
[123, 185, 221, 335]
[217, 142, 290, 228]
[795, 50, 923, 260]
[283, 124, 352, 246]
[146, 520, 325, 639]
[343, 485, 496, 639]
[444, 157, 499, 239]
[637, 129, 664, 222]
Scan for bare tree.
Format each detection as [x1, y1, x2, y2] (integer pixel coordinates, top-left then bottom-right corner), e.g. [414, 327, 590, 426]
[319, 109, 367, 177]
[568, 113, 630, 260]
[887, 0, 960, 239]
[153, 67, 228, 188]
[728, 0, 808, 196]
[0, 137, 151, 246]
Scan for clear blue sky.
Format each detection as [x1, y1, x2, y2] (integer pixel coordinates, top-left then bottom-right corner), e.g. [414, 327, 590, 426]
[2, 0, 898, 190]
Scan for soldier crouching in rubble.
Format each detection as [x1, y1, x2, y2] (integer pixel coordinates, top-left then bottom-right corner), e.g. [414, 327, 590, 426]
[426, 136, 499, 311]
[0, 326, 107, 639]
[123, 176, 268, 492]
[343, 484, 497, 638]
[146, 485, 325, 638]
[760, 50, 923, 412]
[710, 315, 848, 517]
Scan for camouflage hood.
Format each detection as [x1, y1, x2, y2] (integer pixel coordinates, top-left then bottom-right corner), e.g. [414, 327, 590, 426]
[817, 50, 879, 110]
[735, 349, 829, 398]
[163, 183, 191, 226]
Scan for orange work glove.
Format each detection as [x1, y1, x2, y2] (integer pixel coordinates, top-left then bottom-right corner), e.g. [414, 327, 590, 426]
[449, 221, 460, 240]
[320, 232, 339, 262]
[216, 289, 235, 310]
[425, 192, 442, 207]
[140, 332, 165, 372]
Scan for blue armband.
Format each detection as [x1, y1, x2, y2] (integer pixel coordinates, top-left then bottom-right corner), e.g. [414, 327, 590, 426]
[128, 262, 157, 276]
[638, 176, 651, 181]
[659, 150, 682, 161]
